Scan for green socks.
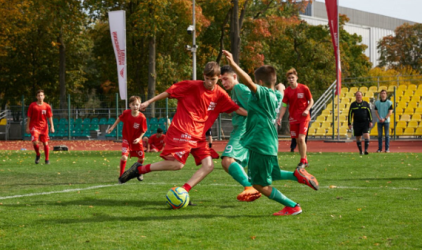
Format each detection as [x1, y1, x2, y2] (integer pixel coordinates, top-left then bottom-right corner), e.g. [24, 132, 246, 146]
[228, 162, 251, 187]
[280, 170, 297, 181]
[269, 187, 296, 207]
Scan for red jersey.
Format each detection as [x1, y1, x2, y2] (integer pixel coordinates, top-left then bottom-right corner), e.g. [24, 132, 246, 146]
[148, 133, 166, 150]
[204, 100, 241, 138]
[165, 80, 239, 142]
[27, 102, 52, 134]
[282, 83, 312, 124]
[119, 110, 147, 147]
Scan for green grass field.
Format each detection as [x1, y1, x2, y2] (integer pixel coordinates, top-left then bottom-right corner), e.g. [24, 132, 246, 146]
[0, 150, 421, 249]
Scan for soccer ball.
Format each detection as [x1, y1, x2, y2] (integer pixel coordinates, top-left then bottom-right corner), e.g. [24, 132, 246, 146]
[166, 187, 190, 209]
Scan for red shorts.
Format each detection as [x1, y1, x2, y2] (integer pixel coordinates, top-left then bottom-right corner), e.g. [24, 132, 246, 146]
[289, 122, 309, 138]
[160, 138, 210, 166]
[122, 140, 145, 159]
[30, 128, 49, 143]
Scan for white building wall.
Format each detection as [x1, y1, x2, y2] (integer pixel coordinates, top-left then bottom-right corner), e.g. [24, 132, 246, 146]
[300, 15, 394, 67]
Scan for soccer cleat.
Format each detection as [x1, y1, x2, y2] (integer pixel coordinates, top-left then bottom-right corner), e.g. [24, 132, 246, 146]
[118, 162, 142, 184]
[137, 174, 144, 181]
[297, 162, 308, 169]
[273, 204, 302, 216]
[359, 151, 363, 155]
[35, 155, 40, 164]
[364, 151, 369, 155]
[237, 187, 262, 202]
[294, 167, 319, 190]
[376, 150, 382, 153]
[385, 149, 390, 153]
[45, 160, 50, 164]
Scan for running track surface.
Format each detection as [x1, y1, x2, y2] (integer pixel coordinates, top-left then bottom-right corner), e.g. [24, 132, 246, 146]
[1, 140, 421, 153]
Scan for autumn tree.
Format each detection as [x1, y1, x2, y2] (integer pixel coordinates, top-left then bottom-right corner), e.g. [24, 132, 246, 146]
[378, 23, 422, 73]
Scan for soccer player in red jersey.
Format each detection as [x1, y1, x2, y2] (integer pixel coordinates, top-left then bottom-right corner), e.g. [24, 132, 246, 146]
[107, 96, 147, 179]
[26, 90, 54, 164]
[277, 68, 314, 169]
[147, 128, 166, 152]
[119, 62, 247, 204]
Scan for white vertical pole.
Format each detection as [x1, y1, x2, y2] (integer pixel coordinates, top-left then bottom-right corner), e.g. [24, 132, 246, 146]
[192, 0, 196, 80]
[337, 0, 340, 140]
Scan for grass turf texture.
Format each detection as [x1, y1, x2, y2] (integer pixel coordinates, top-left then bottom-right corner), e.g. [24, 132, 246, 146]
[0, 150, 421, 249]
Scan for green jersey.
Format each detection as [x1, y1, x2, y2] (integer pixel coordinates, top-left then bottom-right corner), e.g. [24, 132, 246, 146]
[241, 85, 282, 156]
[231, 84, 251, 137]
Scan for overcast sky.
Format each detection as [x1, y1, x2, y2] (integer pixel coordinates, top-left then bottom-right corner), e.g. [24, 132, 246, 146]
[315, 0, 421, 23]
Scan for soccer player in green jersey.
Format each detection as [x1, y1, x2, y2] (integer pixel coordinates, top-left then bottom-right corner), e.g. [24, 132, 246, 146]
[222, 50, 319, 216]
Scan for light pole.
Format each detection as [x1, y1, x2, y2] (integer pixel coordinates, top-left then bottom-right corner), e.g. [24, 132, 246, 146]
[186, 0, 197, 80]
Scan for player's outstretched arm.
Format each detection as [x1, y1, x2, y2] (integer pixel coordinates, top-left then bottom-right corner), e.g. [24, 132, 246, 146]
[140, 92, 170, 110]
[222, 50, 257, 93]
[106, 117, 121, 134]
[25, 117, 31, 134]
[235, 107, 248, 117]
[277, 105, 287, 126]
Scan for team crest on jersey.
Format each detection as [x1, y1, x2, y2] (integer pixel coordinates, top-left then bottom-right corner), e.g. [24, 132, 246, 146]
[42, 110, 46, 115]
[181, 133, 191, 139]
[297, 93, 304, 98]
[208, 102, 216, 111]
[133, 123, 139, 129]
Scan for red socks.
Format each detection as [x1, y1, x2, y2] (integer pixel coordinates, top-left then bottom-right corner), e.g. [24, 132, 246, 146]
[33, 144, 40, 156]
[44, 145, 49, 160]
[120, 160, 127, 177]
[300, 157, 308, 164]
[182, 183, 192, 192]
[138, 164, 151, 174]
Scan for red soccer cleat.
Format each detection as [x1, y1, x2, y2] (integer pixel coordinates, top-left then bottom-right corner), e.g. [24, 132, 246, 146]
[237, 186, 261, 202]
[294, 168, 319, 190]
[273, 204, 302, 216]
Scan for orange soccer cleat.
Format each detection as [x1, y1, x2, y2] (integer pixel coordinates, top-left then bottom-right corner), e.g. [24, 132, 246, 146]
[294, 167, 319, 190]
[273, 204, 302, 216]
[237, 186, 262, 202]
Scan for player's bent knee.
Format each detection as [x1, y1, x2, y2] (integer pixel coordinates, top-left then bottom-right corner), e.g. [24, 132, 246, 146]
[171, 161, 184, 170]
[221, 157, 234, 171]
[121, 155, 128, 161]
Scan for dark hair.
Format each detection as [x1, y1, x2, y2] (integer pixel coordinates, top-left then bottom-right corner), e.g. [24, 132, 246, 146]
[254, 65, 277, 86]
[128, 96, 141, 104]
[157, 128, 163, 133]
[380, 89, 387, 94]
[36, 90, 44, 95]
[221, 65, 235, 75]
[203, 62, 220, 77]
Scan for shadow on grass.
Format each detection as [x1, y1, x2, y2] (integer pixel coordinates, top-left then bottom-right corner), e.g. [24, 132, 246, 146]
[0, 182, 114, 187]
[324, 177, 422, 181]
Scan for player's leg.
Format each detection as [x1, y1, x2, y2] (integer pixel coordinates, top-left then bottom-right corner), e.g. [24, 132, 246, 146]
[248, 151, 301, 216]
[182, 156, 214, 192]
[354, 124, 363, 154]
[40, 134, 50, 164]
[222, 156, 260, 202]
[385, 122, 390, 152]
[362, 123, 370, 155]
[377, 122, 383, 152]
[31, 130, 41, 164]
[297, 121, 309, 168]
[119, 155, 128, 177]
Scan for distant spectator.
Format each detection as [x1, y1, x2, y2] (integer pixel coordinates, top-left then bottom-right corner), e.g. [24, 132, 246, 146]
[148, 128, 166, 152]
[348, 91, 373, 155]
[374, 90, 393, 153]
[142, 137, 149, 152]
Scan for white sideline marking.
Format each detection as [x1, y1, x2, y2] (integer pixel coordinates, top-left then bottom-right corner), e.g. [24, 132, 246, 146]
[0, 183, 418, 200]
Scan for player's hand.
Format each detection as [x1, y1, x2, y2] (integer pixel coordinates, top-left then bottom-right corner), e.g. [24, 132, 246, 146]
[348, 125, 352, 130]
[302, 110, 309, 116]
[139, 101, 149, 111]
[222, 50, 234, 64]
[25, 127, 30, 134]
[51, 127, 55, 133]
[277, 117, 282, 126]
[133, 138, 140, 144]
[369, 122, 373, 128]
[106, 128, 111, 134]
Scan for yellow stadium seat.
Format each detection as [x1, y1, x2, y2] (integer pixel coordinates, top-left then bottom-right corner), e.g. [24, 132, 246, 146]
[395, 121, 406, 129]
[0, 119, 6, 125]
[397, 85, 407, 91]
[395, 127, 404, 136]
[315, 127, 326, 137]
[415, 127, 422, 136]
[322, 109, 331, 116]
[411, 114, 421, 121]
[360, 86, 368, 92]
[404, 107, 414, 114]
[415, 107, 422, 114]
[408, 121, 419, 128]
[408, 101, 419, 109]
[396, 102, 407, 109]
[365, 91, 374, 98]
[387, 85, 396, 92]
[415, 89, 422, 96]
[320, 121, 332, 129]
[399, 96, 410, 102]
[308, 128, 317, 136]
[369, 86, 378, 92]
[404, 90, 414, 96]
[395, 108, 404, 116]
[341, 87, 349, 93]
[400, 114, 411, 122]
[418, 84, 422, 90]
[378, 86, 388, 92]
[408, 84, 417, 91]
[402, 128, 415, 136]
[316, 115, 326, 123]
[362, 97, 370, 103]
[370, 123, 378, 136]
[349, 87, 358, 93]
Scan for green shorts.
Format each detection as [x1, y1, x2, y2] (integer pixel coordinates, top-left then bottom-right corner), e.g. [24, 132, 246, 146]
[221, 137, 249, 167]
[247, 150, 282, 186]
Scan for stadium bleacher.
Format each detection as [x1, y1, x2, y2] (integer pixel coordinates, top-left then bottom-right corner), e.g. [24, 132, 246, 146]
[309, 83, 421, 138]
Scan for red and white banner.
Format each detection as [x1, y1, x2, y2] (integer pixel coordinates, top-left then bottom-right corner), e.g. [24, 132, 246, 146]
[325, 0, 341, 95]
[109, 10, 127, 101]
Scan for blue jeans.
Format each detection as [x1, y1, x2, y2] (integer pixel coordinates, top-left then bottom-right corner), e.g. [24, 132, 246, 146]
[377, 122, 390, 151]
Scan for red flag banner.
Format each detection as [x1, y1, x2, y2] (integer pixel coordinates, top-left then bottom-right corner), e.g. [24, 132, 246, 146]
[325, 0, 341, 95]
